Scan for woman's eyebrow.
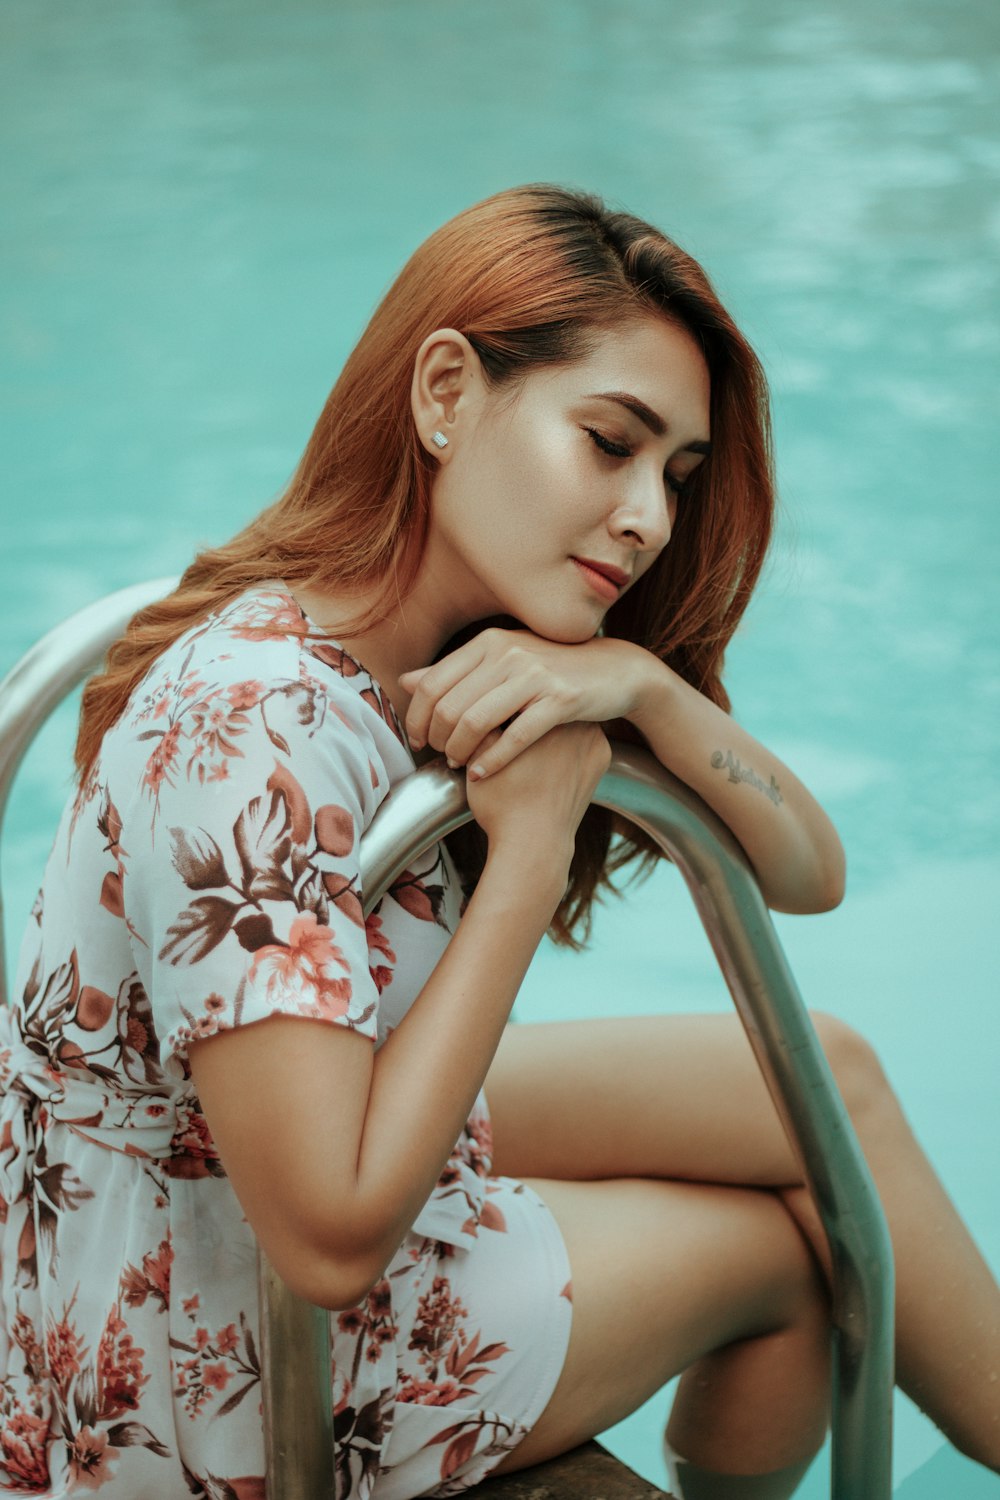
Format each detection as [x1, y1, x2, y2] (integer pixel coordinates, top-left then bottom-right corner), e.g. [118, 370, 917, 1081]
[589, 391, 711, 454]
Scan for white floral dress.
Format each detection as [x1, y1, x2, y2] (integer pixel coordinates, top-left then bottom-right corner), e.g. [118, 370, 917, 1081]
[0, 587, 572, 1499]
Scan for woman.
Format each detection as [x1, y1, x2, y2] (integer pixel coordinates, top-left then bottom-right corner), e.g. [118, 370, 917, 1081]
[1, 185, 997, 1499]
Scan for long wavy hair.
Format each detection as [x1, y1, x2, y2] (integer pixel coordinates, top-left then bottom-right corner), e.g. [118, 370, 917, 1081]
[75, 183, 774, 945]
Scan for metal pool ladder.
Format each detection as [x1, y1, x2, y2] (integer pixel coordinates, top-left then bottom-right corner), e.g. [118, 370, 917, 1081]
[0, 581, 894, 1499]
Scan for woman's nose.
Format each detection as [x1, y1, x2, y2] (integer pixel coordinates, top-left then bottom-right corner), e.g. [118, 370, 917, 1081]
[613, 475, 673, 553]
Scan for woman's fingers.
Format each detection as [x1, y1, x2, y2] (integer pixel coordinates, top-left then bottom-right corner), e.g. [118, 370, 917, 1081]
[402, 640, 489, 748]
[441, 677, 561, 766]
[407, 669, 509, 759]
[466, 700, 567, 780]
[401, 629, 638, 764]
[405, 645, 564, 762]
[427, 675, 511, 761]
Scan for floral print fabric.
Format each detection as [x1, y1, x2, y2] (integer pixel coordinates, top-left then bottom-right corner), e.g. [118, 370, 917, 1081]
[0, 588, 572, 1498]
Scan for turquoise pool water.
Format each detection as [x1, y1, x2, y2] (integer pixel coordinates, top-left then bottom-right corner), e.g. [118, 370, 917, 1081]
[2, 2, 997, 1493]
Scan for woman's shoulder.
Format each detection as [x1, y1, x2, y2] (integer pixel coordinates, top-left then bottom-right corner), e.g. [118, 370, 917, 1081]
[88, 586, 412, 827]
[130, 585, 344, 697]
[122, 584, 407, 755]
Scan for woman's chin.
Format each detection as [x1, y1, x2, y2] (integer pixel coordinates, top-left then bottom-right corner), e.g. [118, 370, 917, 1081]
[438, 607, 600, 652]
[525, 608, 603, 645]
[529, 624, 600, 646]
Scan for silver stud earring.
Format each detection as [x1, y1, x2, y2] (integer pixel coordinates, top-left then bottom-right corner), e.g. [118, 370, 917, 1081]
[431, 430, 449, 449]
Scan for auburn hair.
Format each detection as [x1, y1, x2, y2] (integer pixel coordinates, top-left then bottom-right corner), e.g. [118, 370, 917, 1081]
[75, 183, 774, 945]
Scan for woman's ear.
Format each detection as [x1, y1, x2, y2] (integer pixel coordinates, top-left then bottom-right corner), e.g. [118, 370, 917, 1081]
[411, 329, 480, 458]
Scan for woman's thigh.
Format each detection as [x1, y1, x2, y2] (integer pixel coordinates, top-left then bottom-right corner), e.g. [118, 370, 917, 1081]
[486, 1013, 803, 1188]
[488, 1174, 823, 1474]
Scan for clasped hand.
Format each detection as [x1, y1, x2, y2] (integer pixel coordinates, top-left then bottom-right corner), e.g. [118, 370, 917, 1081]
[399, 627, 647, 780]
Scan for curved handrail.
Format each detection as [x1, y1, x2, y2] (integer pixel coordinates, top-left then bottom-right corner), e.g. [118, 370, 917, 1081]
[0, 578, 180, 1003]
[261, 751, 894, 1500]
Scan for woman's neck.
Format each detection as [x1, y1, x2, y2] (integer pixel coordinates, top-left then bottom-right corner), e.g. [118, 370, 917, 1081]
[288, 582, 457, 727]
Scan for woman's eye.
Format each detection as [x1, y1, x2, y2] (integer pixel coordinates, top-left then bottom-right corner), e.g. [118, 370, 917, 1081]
[665, 471, 684, 497]
[586, 427, 631, 460]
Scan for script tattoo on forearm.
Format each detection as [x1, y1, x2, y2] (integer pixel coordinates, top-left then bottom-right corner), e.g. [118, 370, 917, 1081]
[710, 749, 783, 806]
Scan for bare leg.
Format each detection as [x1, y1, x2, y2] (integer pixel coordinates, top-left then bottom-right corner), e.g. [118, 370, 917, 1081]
[488, 1176, 830, 1482]
[486, 1013, 1000, 1472]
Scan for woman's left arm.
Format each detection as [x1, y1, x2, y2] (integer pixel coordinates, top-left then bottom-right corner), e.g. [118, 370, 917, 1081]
[402, 631, 845, 915]
[624, 648, 846, 914]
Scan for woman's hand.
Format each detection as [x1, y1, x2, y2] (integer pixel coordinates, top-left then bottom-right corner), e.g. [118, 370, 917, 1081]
[465, 720, 612, 870]
[400, 628, 648, 780]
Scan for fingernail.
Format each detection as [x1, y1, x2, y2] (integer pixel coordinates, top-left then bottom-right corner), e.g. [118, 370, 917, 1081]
[408, 735, 424, 751]
[468, 764, 485, 780]
[446, 757, 459, 770]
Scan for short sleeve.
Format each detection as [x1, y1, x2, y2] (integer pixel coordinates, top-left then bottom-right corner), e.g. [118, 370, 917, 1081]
[119, 664, 386, 1070]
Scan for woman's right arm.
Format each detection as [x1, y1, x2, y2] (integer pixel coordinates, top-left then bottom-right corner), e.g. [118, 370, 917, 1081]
[188, 721, 610, 1309]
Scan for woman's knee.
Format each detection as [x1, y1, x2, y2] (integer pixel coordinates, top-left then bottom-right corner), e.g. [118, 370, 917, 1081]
[809, 1010, 894, 1125]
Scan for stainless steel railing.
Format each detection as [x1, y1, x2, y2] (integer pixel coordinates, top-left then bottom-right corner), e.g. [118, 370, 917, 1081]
[0, 578, 180, 994]
[0, 583, 894, 1499]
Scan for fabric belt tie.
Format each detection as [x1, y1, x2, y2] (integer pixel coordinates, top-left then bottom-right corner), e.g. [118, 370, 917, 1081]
[0, 1006, 178, 1207]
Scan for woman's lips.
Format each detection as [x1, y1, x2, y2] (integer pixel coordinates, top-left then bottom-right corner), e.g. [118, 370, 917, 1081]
[572, 557, 626, 602]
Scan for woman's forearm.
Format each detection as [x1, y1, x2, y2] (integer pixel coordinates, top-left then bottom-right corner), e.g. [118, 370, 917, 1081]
[626, 651, 846, 914]
[351, 837, 568, 1277]
[400, 630, 844, 915]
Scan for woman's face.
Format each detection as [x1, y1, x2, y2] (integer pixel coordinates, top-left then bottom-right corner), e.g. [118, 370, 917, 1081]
[422, 315, 712, 644]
